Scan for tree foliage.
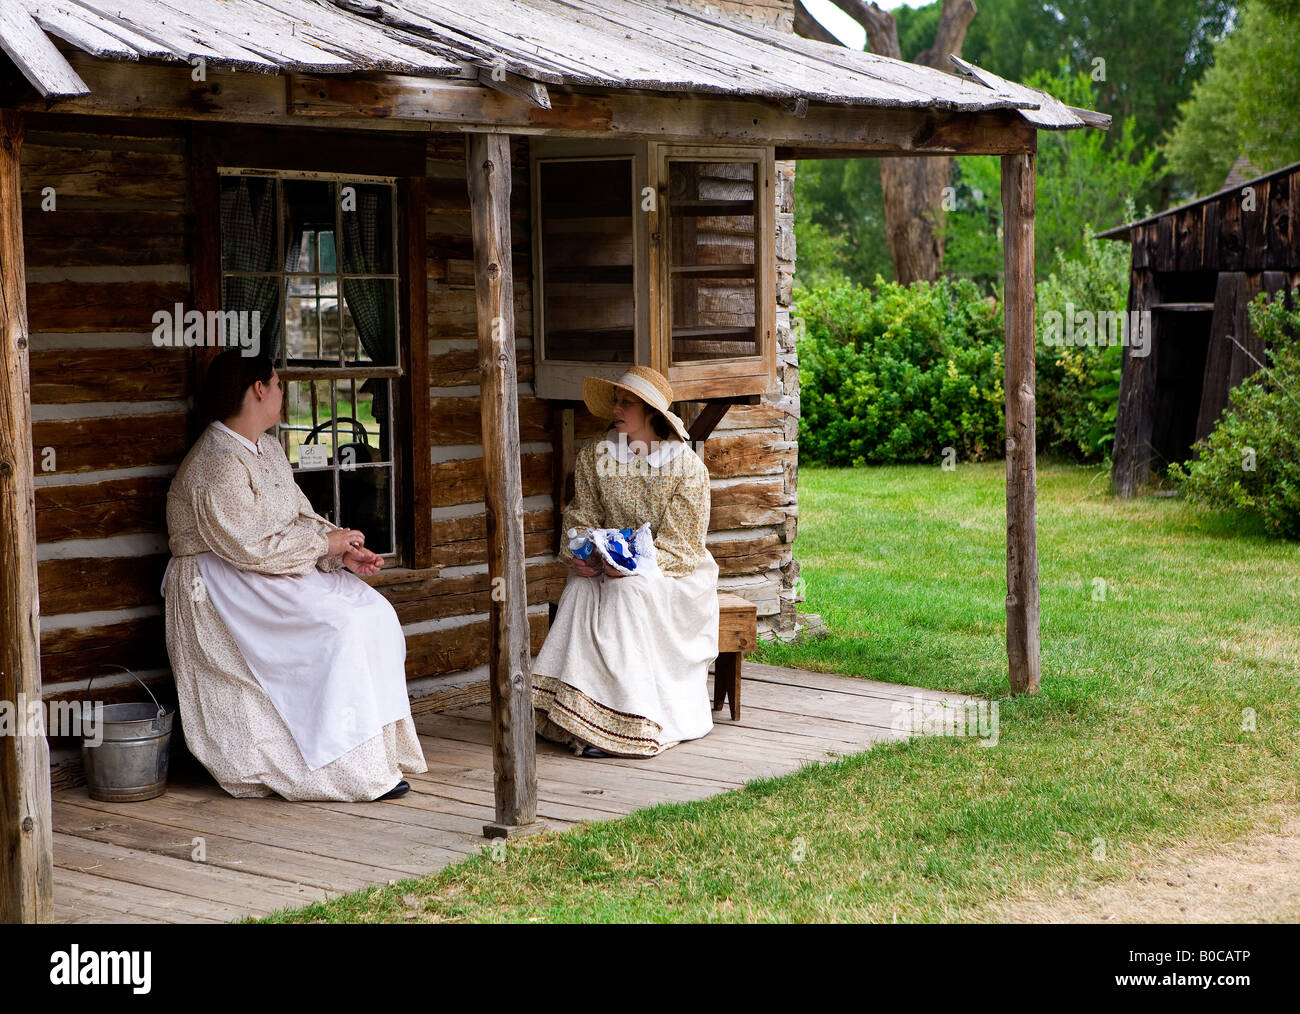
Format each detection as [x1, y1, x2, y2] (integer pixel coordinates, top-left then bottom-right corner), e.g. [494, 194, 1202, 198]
[941, 69, 1157, 287]
[793, 158, 893, 289]
[1033, 212, 1134, 460]
[796, 277, 1005, 465]
[959, 0, 1234, 161]
[1163, 2, 1300, 195]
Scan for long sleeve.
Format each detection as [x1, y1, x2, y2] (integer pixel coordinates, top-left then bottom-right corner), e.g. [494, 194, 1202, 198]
[195, 476, 332, 576]
[558, 443, 605, 568]
[293, 482, 346, 573]
[653, 459, 711, 578]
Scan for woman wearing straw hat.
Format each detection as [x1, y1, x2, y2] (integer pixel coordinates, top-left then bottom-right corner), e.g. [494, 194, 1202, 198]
[533, 365, 721, 758]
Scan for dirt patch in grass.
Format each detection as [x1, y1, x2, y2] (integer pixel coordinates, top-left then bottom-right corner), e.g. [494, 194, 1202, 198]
[995, 805, 1300, 923]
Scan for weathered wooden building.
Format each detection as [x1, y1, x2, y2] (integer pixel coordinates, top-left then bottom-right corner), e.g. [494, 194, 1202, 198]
[1100, 161, 1300, 497]
[1, 0, 1104, 922]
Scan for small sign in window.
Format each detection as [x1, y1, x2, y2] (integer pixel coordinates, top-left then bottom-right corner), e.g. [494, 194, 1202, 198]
[298, 443, 329, 469]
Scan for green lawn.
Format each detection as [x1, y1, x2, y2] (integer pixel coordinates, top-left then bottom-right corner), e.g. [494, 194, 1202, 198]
[260, 462, 1299, 923]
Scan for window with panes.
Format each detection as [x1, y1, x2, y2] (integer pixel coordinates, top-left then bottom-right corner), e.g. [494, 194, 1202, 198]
[218, 169, 400, 556]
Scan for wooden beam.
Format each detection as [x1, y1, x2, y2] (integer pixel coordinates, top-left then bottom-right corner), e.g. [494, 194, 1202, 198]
[24, 55, 1037, 156]
[0, 108, 54, 923]
[399, 173, 433, 568]
[287, 73, 1035, 154]
[467, 132, 541, 837]
[1001, 151, 1040, 695]
[477, 67, 551, 110]
[686, 400, 733, 444]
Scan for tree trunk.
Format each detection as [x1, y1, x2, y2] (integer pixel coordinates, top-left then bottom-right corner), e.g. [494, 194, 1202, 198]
[822, 0, 977, 283]
[793, 1, 843, 46]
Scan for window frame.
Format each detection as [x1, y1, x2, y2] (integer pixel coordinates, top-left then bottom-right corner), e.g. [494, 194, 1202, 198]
[528, 139, 776, 404]
[192, 127, 432, 570]
[650, 143, 776, 401]
[217, 166, 402, 557]
[529, 139, 651, 402]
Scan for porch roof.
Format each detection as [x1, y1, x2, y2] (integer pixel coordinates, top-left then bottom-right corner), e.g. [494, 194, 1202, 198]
[13, 0, 1102, 128]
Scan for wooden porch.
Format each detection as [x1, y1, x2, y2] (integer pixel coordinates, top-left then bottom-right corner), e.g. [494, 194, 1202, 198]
[49, 663, 976, 923]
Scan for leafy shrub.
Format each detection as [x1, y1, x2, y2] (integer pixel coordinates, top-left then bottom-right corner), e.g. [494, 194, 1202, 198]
[1033, 214, 1133, 461]
[1170, 291, 1300, 539]
[795, 277, 1004, 465]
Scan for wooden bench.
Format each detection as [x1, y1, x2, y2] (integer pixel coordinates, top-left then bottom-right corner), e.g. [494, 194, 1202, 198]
[714, 591, 758, 720]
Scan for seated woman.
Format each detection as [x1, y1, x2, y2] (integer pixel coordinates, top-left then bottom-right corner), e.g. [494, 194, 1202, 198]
[162, 350, 427, 801]
[533, 365, 720, 758]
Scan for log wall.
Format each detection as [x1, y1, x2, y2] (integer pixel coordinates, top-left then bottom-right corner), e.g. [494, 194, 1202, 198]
[1124, 167, 1297, 275]
[22, 115, 805, 721]
[669, 0, 801, 638]
[24, 116, 190, 708]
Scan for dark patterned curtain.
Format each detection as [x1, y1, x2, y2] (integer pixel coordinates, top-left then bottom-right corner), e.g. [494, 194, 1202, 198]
[341, 187, 395, 451]
[219, 177, 283, 359]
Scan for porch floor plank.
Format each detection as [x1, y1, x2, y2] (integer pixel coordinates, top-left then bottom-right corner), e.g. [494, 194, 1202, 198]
[52, 832, 331, 917]
[51, 664, 978, 924]
[430, 707, 830, 775]
[52, 800, 410, 893]
[743, 662, 978, 705]
[417, 749, 731, 810]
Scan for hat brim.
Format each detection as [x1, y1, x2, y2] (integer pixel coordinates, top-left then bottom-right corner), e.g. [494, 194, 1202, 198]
[582, 376, 692, 445]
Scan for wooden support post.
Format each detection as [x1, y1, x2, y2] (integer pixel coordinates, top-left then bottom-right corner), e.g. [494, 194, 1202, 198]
[551, 406, 575, 558]
[549, 406, 574, 630]
[1001, 151, 1041, 695]
[1112, 267, 1158, 498]
[0, 108, 54, 922]
[467, 133, 542, 838]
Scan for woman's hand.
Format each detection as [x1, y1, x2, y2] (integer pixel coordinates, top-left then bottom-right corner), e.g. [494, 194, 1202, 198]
[343, 544, 384, 577]
[327, 528, 365, 556]
[573, 556, 600, 578]
[601, 560, 625, 579]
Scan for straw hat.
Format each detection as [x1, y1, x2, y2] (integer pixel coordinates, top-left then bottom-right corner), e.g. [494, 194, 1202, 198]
[582, 366, 691, 444]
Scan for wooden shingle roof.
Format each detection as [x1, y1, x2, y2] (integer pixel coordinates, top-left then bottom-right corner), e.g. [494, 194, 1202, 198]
[12, 0, 1103, 129]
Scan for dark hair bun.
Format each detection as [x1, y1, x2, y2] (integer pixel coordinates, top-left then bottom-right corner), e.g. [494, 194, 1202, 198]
[200, 350, 274, 423]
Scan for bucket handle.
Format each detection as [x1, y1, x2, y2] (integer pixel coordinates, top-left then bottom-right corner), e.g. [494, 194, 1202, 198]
[88, 665, 166, 720]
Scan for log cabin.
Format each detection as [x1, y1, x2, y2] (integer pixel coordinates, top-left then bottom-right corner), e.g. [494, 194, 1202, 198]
[1100, 160, 1300, 497]
[0, 0, 1106, 922]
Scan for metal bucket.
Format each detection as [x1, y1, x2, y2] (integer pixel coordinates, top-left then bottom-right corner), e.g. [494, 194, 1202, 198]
[82, 666, 174, 802]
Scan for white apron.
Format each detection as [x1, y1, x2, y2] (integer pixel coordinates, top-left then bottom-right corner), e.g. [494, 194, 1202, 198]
[163, 552, 411, 771]
[533, 549, 720, 746]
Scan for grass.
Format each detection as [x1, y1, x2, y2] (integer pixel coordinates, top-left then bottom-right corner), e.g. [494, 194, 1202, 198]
[258, 462, 1299, 923]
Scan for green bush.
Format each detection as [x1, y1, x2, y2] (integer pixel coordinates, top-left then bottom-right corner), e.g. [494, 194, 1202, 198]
[1033, 215, 1133, 461]
[1170, 291, 1300, 539]
[795, 277, 1004, 465]
[795, 232, 1133, 467]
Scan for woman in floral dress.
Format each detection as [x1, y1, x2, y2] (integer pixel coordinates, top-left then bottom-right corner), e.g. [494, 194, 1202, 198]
[163, 351, 427, 801]
[533, 366, 720, 758]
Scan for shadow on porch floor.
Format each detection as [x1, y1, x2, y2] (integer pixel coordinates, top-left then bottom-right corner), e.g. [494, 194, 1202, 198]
[50, 663, 977, 923]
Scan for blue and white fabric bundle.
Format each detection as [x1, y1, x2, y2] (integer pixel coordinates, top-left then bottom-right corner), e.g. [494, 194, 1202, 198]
[568, 523, 662, 579]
